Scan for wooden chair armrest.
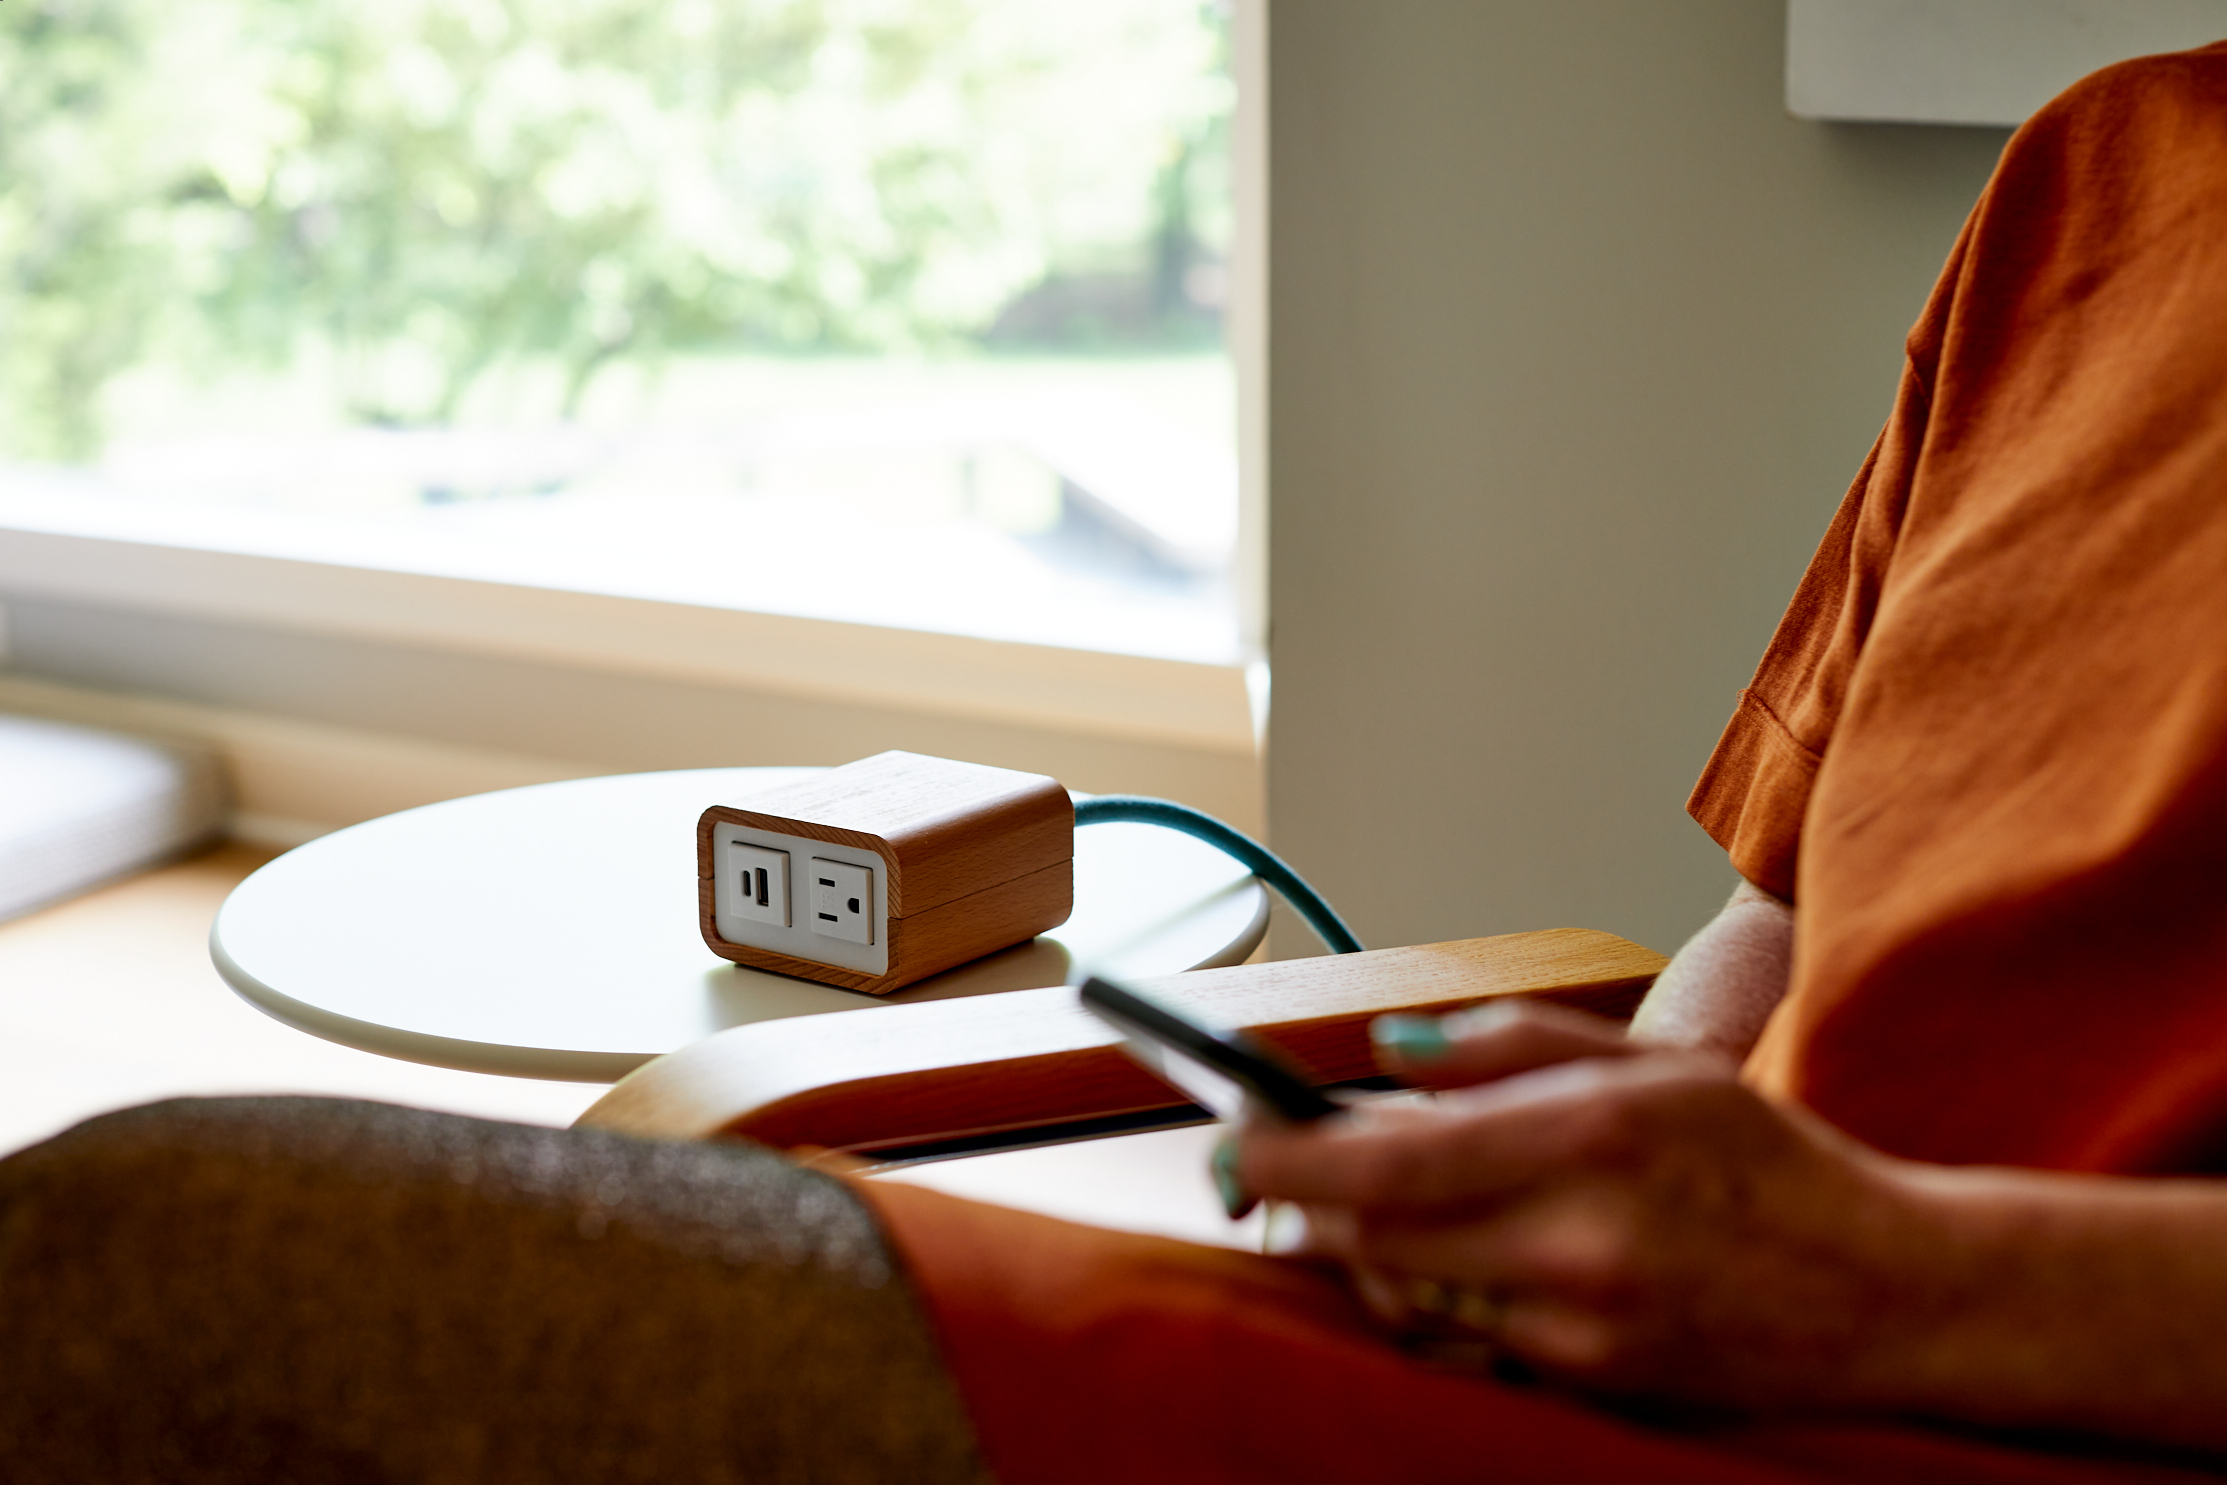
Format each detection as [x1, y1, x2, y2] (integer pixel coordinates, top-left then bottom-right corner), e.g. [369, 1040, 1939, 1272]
[575, 929, 1665, 1156]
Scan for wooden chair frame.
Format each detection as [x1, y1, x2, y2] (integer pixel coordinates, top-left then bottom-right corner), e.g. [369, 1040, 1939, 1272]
[578, 930, 1666, 1161]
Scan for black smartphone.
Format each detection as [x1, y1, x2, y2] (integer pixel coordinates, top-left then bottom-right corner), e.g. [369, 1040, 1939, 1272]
[1078, 974, 1342, 1123]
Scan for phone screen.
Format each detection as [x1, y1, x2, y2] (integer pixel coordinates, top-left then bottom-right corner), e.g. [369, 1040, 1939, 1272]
[1079, 975, 1341, 1123]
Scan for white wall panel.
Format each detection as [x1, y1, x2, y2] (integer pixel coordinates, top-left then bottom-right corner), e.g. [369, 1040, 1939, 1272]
[1790, 0, 2227, 125]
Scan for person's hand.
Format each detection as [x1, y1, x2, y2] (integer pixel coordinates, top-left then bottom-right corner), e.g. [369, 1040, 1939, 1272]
[1233, 1000, 1965, 1411]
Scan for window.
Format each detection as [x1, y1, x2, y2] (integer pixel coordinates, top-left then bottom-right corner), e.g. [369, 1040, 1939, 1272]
[0, 0, 1244, 670]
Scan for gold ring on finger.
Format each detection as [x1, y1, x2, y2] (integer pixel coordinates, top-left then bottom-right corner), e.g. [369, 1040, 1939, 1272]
[1402, 1276, 1507, 1335]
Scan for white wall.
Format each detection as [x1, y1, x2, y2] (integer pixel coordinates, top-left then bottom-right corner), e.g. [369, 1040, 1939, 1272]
[1265, 0, 2009, 956]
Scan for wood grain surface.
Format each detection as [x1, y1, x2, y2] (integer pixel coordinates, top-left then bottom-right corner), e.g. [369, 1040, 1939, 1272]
[697, 751, 1077, 995]
[697, 751, 1073, 916]
[579, 929, 1667, 1152]
[700, 859, 1075, 994]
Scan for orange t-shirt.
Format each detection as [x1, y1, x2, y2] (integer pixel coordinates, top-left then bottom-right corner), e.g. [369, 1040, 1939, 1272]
[1692, 44, 2227, 1172]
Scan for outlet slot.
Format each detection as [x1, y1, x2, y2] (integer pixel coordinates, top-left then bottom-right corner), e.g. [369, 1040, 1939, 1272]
[808, 858, 874, 945]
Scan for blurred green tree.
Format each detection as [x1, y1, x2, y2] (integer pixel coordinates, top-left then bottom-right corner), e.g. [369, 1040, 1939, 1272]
[0, 0, 1229, 456]
[0, 0, 188, 458]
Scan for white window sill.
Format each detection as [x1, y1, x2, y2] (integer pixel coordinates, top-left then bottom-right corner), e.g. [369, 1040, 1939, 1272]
[0, 483, 1257, 758]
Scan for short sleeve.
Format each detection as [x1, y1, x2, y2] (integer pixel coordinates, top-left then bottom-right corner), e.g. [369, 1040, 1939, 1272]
[1687, 354, 1941, 900]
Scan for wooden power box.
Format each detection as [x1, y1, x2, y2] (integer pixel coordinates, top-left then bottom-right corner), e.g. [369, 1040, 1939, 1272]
[697, 751, 1075, 994]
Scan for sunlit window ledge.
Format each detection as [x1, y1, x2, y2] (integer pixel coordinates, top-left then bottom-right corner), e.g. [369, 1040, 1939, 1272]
[0, 488, 1258, 759]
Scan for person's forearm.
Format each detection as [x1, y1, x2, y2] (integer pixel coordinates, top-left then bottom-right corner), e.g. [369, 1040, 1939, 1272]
[1863, 1161, 2227, 1452]
[1626, 879, 1793, 1059]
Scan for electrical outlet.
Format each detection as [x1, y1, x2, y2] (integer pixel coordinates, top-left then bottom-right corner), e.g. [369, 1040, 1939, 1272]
[726, 841, 790, 926]
[699, 750, 1073, 993]
[808, 857, 874, 945]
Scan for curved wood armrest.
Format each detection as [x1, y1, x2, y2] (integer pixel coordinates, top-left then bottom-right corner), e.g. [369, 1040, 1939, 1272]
[576, 929, 1665, 1156]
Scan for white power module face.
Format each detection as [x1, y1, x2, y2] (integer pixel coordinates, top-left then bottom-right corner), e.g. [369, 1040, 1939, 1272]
[709, 822, 888, 976]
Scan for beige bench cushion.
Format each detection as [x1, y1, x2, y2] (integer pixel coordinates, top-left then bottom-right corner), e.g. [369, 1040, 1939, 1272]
[0, 714, 229, 923]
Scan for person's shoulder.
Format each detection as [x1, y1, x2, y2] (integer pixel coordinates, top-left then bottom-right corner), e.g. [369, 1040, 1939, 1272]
[2024, 41, 2227, 141]
[1910, 42, 2227, 368]
[1973, 40, 2227, 232]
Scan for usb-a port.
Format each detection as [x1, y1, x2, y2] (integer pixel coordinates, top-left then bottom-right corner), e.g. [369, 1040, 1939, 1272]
[726, 842, 790, 927]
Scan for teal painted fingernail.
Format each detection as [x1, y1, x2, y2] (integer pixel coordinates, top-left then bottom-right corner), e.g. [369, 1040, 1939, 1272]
[1211, 1136, 1258, 1221]
[1372, 1014, 1451, 1061]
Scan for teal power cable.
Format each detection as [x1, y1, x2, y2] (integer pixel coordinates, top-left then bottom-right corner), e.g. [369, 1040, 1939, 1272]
[1072, 796, 1364, 956]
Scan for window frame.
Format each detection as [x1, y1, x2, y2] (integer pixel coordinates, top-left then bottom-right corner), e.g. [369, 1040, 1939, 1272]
[0, 0, 1268, 763]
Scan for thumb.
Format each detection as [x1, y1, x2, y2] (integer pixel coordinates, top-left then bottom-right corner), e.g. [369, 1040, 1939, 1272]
[1371, 999, 1638, 1090]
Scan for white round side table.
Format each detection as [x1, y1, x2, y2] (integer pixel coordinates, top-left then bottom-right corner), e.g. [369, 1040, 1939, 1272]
[212, 768, 1267, 1082]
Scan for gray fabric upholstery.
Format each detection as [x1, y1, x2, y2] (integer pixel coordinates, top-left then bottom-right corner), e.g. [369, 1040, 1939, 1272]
[0, 1097, 994, 1484]
[0, 713, 229, 922]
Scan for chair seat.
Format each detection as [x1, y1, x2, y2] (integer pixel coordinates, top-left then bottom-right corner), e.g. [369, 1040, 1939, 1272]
[0, 714, 229, 923]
